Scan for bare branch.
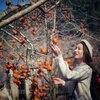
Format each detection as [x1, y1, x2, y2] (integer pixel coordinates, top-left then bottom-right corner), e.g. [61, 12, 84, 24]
[0, 2, 32, 20]
[0, 0, 47, 28]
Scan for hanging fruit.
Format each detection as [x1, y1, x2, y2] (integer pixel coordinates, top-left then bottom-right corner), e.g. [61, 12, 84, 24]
[69, 65, 74, 70]
[12, 38, 16, 43]
[40, 48, 47, 54]
[0, 42, 3, 47]
[31, 16, 36, 21]
[19, 17, 25, 23]
[19, 37, 25, 44]
[52, 37, 58, 44]
[12, 29, 18, 35]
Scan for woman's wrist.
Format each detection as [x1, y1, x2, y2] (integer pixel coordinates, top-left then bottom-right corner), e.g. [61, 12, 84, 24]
[62, 80, 65, 86]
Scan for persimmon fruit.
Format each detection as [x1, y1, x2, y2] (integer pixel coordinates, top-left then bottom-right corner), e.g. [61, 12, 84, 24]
[52, 38, 58, 44]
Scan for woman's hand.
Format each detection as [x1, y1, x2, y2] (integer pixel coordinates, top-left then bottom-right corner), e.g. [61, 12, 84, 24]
[52, 77, 65, 85]
[51, 43, 62, 56]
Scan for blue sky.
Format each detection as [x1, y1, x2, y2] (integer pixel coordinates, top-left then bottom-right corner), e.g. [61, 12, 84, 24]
[0, 0, 31, 13]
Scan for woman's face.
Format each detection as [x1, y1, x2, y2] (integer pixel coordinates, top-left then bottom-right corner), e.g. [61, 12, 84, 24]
[74, 43, 84, 59]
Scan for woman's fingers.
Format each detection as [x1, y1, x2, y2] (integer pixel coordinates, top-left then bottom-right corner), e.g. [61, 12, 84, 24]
[52, 78, 63, 85]
[51, 43, 62, 56]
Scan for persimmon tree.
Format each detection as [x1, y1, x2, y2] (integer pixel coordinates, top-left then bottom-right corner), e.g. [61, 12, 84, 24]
[0, 0, 100, 100]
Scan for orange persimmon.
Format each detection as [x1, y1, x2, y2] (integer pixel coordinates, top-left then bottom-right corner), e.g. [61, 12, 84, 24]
[37, 61, 43, 66]
[19, 17, 25, 22]
[21, 65, 25, 69]
[23, 73, 27, 77]
[44, 61, 51, 66]
[0, 42, 3, 47]
[45, 84, 50, 88]
[41, 48, 46, 54]
[69, 65, 74, 70]
[65, 59, 71, 63]
[10, 55, 15, 60]
[40, 93, 44, 97]
[39, 72, 44, 76]
[31, 31, 36, 35]
[31, 16, 36, 20]
[13, 69, 18, 73]
[43, 92, 47, 97]
[47, 66, 52, 71]
[20, 55, 24, 60]
[0, 46, 3, 50]
[41, 86, 46, 91]
[5, 68, 9, 73]
[19, 37, 25, 44]
[33, 77, 38, 82]
[52, 38, 58, 44]
[12, 29, 18, 35]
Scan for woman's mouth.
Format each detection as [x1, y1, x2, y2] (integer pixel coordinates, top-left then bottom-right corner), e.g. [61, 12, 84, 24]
[74, 52, 78, 56]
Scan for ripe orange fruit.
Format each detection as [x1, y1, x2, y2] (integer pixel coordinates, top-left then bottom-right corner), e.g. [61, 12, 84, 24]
[41, 86, 46, 91]
[13, 79, 18, 83]
[19, 37, 25, 44]
[65, 59, 71, 63]
[45, 84, 50, 88]
[13, 69, 18, 73]
[0, 46, 3, 50]
[17, 80, 21, 85]
[20, 55, 24, 60]
[43, 92, 47, 96]
[69, 65, 74, 70]
[25, 77, 29, 80]
[44, 61, 51, 66]
[39, 72, 44, 76]
[19, 17, 25, 22]
[40, 93, 44, 97]
[17, 74, 21, 79]
[32, 31, 36, 35]
[47, 66, 52, 71]
[5, 68, 9, 73]
[33, 77, 38, 82]
[12, 29, 18, 35]
[31, 16, 36, 20]
[41, 48, 46, 54]
[33, 81, 38, 86]
[10, 55, 15, 60]
[21, 65, 25, 69]
[37, 61, 43, 66]
[23, 73, 27, 77]
[0, 42, 3, 47]
[52, 38, 58, 44]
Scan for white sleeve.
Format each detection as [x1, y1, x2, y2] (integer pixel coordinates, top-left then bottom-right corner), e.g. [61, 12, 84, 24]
[57, 55, 92, 81]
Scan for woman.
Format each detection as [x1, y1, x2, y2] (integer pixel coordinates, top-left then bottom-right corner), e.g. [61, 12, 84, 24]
[51, 39, 93, 100]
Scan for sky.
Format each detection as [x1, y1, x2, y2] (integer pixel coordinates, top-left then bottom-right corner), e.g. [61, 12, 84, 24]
[0, 0, 31, 13]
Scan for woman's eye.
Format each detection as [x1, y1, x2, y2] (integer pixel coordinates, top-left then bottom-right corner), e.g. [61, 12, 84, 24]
[78, 47, 82, 50]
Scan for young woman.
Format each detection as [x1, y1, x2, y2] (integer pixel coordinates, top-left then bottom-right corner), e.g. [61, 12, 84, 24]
[51, 39, 93, 100]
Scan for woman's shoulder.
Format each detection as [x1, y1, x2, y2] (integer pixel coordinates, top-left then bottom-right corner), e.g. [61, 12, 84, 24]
[78, 63, 92, 71]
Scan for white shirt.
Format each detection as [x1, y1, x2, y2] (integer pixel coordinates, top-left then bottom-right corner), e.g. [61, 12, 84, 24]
[57, 55, 93, 100]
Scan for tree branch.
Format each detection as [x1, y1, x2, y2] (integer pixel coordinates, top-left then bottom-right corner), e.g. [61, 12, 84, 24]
[0, 2, 32, 20]
[0, 0, 47, 28]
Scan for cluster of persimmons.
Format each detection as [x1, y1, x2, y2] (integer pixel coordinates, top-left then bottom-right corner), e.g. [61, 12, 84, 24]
[2, 29, 59, 100]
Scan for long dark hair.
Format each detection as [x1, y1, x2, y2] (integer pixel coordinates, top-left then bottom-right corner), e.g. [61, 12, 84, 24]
[81, 42, 99, 100]
[80, 41, 93, 68]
